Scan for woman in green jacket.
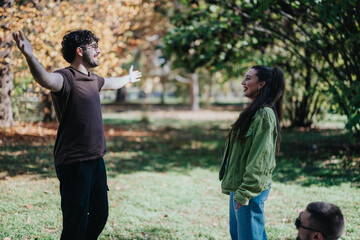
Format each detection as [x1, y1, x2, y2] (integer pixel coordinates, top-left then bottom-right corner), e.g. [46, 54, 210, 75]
[219, 66, 285, 240]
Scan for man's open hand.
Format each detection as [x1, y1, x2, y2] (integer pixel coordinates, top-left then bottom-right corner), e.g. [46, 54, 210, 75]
[13, 30, 33, 58]
[129, 65, 142, 83]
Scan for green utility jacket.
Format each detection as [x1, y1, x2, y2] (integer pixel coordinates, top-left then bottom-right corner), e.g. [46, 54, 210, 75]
[219, 107, 278, 205]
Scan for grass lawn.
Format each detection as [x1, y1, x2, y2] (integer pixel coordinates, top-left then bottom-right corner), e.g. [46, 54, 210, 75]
[1, 106, 359, 239]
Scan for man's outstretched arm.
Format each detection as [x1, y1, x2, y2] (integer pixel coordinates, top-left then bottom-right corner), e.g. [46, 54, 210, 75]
[101, 65, 142, 90]
[13, 30, 63, 92]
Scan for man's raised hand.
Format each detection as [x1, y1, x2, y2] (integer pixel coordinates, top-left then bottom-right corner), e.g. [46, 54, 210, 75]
[129, 65, 142, 83]
[13, 30, 33, 58]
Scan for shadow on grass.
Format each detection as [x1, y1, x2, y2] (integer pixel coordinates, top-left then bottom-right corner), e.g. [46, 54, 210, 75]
[104, 123, 225, 177]
[273, 128, 360, 186]
[102, 226, 176, 240]
[105, 125, 360, 187]
[1, 120, 359, 187]
[0, 133, 56, 179]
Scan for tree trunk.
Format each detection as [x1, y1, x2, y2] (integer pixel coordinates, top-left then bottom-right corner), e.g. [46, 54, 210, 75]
[291, 50, 314, 128]
[189, 73, 199, 111]
[41, 90, 55, 122]
[160, 75, 166, 105]
[116, 87, 127, 103]
[0, 0, 14, 127]
[207, 73, 215, 102]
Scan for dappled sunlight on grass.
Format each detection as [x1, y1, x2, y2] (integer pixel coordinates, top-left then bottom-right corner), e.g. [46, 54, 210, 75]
[1, 111, 359, 184]
[1, 108, 360, 239]
[102, 168, 229, 240]
[274, 128, 360, 187]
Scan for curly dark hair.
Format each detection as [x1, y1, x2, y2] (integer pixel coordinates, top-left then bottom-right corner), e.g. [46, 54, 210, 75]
[61, 29, 99, 63]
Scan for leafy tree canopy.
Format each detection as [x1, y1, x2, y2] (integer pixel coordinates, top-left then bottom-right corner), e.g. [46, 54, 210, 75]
[163, 0, 360, 139]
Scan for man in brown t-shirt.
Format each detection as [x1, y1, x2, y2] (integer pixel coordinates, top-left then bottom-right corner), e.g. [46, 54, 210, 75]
[13, 29, 142, 239]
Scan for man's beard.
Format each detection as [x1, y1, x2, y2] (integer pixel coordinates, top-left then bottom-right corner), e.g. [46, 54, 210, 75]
[83, 51, 99, 68]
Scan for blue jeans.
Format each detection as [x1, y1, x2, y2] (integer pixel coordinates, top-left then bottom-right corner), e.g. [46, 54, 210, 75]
[229, 189, 270, 240]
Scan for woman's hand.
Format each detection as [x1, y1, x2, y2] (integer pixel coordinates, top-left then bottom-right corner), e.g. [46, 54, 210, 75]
[234, 200, 242, 210]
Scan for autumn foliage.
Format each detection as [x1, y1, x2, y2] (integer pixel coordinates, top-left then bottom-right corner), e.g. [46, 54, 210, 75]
[2, 0, 171, 80]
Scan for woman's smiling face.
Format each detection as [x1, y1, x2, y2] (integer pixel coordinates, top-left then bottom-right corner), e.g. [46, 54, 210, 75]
[241, 68, 264, 100]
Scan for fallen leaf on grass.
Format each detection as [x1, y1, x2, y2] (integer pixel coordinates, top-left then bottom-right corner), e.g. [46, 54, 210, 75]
[211, 222, 218, 227]
[282, 218, 291, 223]
[25, 204, 33, 209]
[44, 227, 57, 233]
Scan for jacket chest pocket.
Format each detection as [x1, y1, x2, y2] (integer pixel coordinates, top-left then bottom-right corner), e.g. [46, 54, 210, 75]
[242, 128, 254, 152]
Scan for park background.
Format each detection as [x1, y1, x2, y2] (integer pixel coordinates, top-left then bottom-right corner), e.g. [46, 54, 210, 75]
[0, 0, 359, 239]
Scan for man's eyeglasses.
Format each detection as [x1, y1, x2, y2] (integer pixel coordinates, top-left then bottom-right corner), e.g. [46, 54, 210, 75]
[82, 43, 99, 50]
[295, 212, 326, 238]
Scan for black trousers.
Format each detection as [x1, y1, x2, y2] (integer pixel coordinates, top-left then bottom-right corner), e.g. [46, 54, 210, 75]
[55, 157, 109, 240]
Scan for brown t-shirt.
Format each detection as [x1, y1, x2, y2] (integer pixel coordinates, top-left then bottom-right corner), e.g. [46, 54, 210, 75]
[51, 67, 106, 166]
